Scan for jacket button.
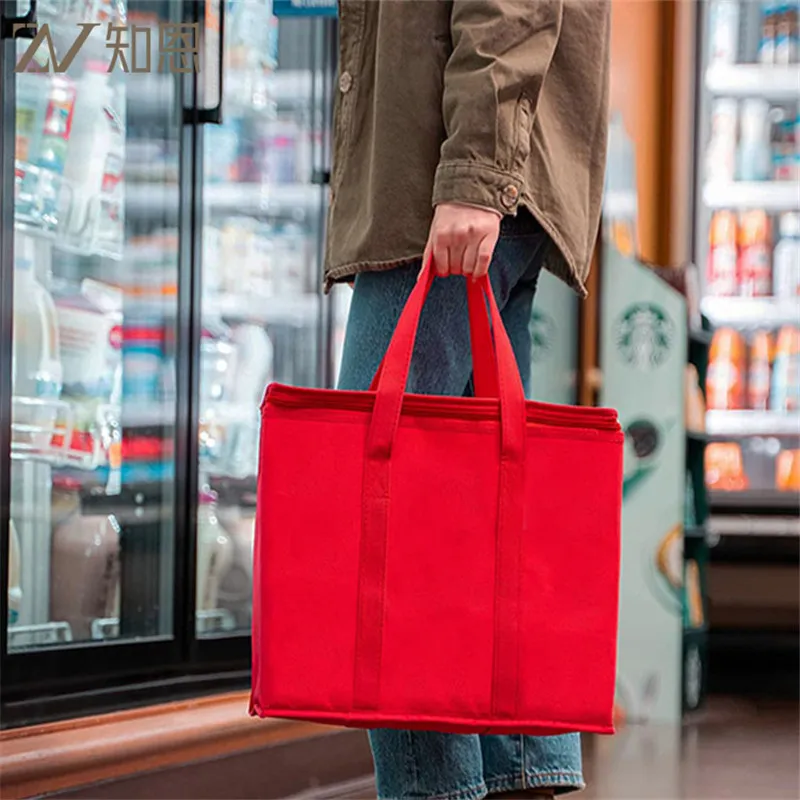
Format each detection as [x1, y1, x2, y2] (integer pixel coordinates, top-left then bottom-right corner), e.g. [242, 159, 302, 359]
[501, 185, 519, 210]
[339, 71, 353, 93]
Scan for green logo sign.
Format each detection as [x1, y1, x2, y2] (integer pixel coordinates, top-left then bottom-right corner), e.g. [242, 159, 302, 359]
[614, 303, 674, 370]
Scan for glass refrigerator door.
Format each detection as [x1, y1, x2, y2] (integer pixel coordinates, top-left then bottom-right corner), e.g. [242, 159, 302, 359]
[197, 2, 332, 637]
[7, 0, 186, 650]
[698, 1, 800, 506]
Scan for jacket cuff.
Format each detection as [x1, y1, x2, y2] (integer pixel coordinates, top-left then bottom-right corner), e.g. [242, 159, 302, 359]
[432, 161, 525, 216]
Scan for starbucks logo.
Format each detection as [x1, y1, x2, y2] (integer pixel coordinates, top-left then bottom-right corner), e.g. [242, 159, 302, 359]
[614, 303, 674, 370]
[529, 310, 556, 364]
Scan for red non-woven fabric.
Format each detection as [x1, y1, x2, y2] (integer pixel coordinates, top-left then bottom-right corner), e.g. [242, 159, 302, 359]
[250, 264, 623, 735]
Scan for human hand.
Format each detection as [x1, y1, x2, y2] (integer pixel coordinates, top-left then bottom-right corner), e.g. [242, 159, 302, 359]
[423, 203, 501, 279]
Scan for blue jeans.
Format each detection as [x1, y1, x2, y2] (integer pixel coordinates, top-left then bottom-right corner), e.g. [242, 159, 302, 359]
[336, 214, 584, 799]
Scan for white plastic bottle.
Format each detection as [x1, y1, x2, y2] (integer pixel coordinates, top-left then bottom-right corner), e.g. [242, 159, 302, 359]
[12, 239, 62, 399]
[196, 489, 233, 615]
[62, 61, 111, 246]
[706, 99, 738, 183]
[96, 83, 126, 255]
[737, 99, 772, 182]
[8, 519, 21, 625]
[774, 212, 800, 298]
[710, 0, 740, 64]
[12, 237, 63, 450]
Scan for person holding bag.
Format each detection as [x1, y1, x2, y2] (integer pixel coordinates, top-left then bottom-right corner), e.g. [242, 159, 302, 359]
[252, 2, 615, 799]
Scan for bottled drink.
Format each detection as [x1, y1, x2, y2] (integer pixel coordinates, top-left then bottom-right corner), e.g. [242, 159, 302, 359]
[771, 325, 800, 412]
[710, 0, 741, 64]
[748, 330, 772, 410]
[707, 211, 738, 296]
[707, 328, 746, 410]
[738, 210, 772, 297]
[773, 212, 800, 298]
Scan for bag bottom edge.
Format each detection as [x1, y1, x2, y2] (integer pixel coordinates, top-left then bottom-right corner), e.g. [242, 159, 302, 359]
[248, 699, 615, 736]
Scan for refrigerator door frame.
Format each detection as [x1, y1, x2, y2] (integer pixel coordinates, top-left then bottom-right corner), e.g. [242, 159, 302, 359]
[0, 0, 235, 728]
[187, 13, 338, 668]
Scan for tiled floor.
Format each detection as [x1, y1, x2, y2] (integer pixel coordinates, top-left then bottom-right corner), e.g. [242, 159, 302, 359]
[320, 697, 799, 800]
[582, 697, 799, 799]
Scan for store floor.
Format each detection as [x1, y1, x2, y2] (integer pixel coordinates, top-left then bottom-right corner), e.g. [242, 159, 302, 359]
[316, 697, 799, 800]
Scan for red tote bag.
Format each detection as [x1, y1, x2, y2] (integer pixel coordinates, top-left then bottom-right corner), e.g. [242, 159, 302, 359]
[250, 262, 623, 736]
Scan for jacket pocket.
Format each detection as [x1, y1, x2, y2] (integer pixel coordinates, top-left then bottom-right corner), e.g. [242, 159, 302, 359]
[510, 93, 534, 174]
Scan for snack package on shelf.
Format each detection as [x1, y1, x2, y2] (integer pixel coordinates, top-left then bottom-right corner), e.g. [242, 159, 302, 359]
[705, 442, 749, 491]
[776, 448, 800, 491]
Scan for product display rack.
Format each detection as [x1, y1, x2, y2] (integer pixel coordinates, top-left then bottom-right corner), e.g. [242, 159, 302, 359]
[696, 0, 800, 526]
[683, 316, 713, 713]
[693, 0, 800, 696]
[0, 0, 339, 728]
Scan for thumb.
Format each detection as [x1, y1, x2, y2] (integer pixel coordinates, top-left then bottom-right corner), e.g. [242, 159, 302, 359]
[419, 239, 432, 283]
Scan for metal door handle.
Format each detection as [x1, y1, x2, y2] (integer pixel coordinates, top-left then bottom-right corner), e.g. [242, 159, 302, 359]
[197, 0, 225, 125]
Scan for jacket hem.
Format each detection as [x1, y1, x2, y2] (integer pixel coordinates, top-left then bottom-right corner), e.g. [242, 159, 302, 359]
[323, 201, 590, 300]
[324, 253, 424, 293]
[520, 197, 588, 299]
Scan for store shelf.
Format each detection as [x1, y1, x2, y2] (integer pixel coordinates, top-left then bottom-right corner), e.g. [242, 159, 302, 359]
[205, 291, 319, 324]
[700, 296, 800, 327]
[708, 514, 800, 538]
[705, 64, 800, 100]
[710, 490, 800, 513]
[685, 525, 708, 541]
[706, 410, 800, 437]
[703, 182, 800, 212]
[689, 326, 714, 346]
[126, 70, 323, 116]
[121, 403, 174, 428]
[687, 429, 711, 445]
[121, 399, 260, 428]
[127, 182, 323, 220]
[268, 70, 325, 106]
[207, 182, 323, 213]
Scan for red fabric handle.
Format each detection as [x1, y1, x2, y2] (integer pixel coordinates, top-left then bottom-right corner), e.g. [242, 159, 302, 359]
[368, 267, 498, 398]
[353, 258, 527, 716]
[367, 260, 525, 461]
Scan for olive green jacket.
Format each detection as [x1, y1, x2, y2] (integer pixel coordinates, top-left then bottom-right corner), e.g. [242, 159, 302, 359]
[325, 0, 610, 296]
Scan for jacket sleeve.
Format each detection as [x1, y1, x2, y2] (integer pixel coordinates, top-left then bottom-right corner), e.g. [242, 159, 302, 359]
[432, 0, 563, 215]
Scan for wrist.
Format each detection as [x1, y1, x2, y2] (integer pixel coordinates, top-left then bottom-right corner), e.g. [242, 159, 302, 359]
[435, 201, 503, 220]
